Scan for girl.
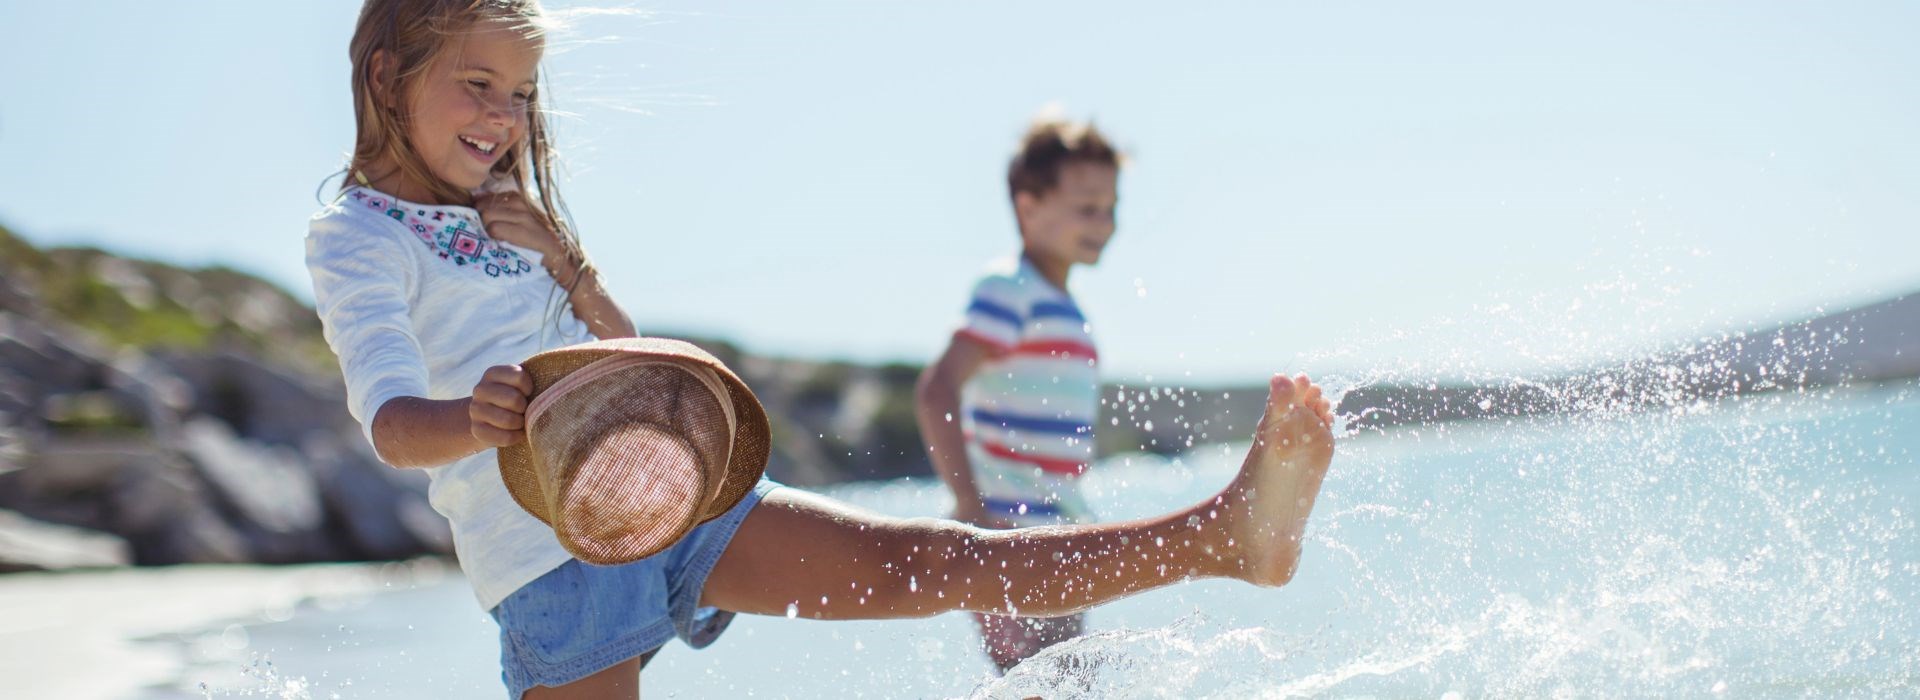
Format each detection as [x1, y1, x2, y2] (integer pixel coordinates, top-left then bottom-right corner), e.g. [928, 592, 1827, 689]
[306, 1, 1337, 698]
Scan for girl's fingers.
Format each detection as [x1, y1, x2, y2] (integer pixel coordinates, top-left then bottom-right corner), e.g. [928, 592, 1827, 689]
[473, 382, 529, 414]
[470, 402, 526, 431]
[471, 423, 523, 447]
[481, 365, 534, 394]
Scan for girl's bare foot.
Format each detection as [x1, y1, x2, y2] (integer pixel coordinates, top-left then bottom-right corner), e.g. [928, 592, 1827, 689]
[1221, 373, 1336, 587]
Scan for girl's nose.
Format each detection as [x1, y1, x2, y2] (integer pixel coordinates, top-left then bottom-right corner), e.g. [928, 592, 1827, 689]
[485, 105, 513, 127]
[484, 95, 521, 127]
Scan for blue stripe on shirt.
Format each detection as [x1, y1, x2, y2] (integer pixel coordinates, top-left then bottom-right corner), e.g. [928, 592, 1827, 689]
[967, 298, 1023, 328]
[983, 497, 1062, 517]
[970, 408, 1092, 436]
[1030, 301, 1085, 323]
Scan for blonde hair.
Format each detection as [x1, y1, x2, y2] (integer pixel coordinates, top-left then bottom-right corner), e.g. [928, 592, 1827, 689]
[344, 0, 585, 277]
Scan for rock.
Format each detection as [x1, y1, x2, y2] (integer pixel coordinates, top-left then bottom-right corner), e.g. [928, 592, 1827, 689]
[179, 418, 336, 563]
[0, 314, 100, 398]
[104, 456, 250, 565]
[155, 351, 355, 446]
[0, 433, 256, 567]
[0, 508, 131, 572]
[160, 352, 447, 560]
[300, 431, 449, 559]
[8, 438, 155, 498]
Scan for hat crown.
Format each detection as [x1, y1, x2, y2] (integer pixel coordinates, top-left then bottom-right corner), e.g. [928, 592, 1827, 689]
[499, 337, 770, 566]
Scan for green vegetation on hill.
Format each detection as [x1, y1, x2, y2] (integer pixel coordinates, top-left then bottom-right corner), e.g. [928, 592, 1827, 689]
[0, 223, 337, 374]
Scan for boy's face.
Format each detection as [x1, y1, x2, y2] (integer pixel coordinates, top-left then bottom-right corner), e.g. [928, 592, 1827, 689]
[1016, 162, 1119, 268]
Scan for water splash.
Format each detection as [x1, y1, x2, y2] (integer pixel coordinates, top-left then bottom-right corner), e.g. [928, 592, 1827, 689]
[974, 380, 1917, 697]
[199, 654, 315, 700]
[973, 238, 1918, 696]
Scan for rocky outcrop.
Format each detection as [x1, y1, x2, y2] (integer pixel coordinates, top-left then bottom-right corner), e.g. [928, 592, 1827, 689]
[0, 311, 448, 569]
[0, 223, 449, 569]
[0, 508, 132, 572]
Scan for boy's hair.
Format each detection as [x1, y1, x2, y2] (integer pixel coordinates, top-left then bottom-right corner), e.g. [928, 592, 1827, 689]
[345, 0, 583, 271]
[1006, 118, 1122, 202]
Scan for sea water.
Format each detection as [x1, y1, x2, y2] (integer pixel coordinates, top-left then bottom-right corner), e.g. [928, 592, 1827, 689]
[43, 379, 1913, 698]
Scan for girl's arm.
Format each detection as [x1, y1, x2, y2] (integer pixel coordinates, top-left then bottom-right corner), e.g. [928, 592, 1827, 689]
[477, 190, 636, 340]
[370, 364, 535, 468]
[548, 262, 636, 340]
[309, 208, 540, 470]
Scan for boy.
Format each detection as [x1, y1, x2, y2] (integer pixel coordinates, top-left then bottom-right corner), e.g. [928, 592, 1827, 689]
[914, 116, 1120, 671]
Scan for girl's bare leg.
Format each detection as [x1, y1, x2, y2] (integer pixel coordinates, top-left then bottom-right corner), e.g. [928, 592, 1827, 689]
[702, 374, 1335, 620]
[522, 657, 641, 700]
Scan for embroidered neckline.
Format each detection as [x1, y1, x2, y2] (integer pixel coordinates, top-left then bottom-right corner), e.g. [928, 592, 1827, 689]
[345, 187, 536, 279]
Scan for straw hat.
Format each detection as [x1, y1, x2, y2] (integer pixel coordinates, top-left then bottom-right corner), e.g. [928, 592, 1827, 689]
[497, 337, 771, 565]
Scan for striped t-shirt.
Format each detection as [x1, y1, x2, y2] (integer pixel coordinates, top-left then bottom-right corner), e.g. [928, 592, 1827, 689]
[955, 256, 1100, 526]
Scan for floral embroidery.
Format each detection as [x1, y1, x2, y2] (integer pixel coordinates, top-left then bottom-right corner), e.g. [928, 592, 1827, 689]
[349, 188, 535, 278]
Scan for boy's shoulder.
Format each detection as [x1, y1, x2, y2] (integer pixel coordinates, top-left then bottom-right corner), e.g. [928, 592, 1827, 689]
[963, 257, 1032, 314]
[967, 256, 1044, 298]
[967, 255, 1076, 309]
[976, 255, 1024, 281]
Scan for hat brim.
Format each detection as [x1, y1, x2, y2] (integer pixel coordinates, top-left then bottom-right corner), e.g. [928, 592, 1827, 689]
[497, 337, 771, 530]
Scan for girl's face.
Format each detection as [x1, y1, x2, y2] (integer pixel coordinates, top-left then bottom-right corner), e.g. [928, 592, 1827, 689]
[401, 22, 543, 196]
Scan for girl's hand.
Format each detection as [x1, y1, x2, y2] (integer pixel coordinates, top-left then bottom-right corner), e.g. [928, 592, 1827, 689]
[475, 189, 566, 262]
[470, 364, 535, 447]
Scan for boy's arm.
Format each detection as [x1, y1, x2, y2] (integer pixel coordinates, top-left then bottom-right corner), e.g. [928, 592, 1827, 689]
[915, 333, 1009, 527]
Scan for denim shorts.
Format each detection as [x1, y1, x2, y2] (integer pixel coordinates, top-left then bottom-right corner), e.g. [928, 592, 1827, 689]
[488, 479, 780, 698]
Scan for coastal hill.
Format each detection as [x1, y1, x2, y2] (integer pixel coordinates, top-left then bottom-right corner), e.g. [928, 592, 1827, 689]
[1332, 290, 1920, 429]
[0, 221, 1914, 571]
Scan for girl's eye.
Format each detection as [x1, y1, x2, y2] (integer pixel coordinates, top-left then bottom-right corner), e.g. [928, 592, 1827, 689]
[468, 79, 490, 91]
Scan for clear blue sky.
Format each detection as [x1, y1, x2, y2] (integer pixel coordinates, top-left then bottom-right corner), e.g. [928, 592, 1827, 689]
[4, 2, 1916, 384]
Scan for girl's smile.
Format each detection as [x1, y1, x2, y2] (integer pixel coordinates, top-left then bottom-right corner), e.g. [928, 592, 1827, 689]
[458, 134, 501, 160]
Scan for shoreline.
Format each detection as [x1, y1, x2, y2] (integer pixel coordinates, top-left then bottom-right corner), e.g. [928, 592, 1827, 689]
[0, 559, 448, 699]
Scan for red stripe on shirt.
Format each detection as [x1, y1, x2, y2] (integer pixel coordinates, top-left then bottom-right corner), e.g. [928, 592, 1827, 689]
[1011, 339, 1099, 362]
[976, 439, 1089, 476]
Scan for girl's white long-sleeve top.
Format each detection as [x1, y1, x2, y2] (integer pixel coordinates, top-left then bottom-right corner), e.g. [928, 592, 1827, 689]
[306, 186, 594, 609]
